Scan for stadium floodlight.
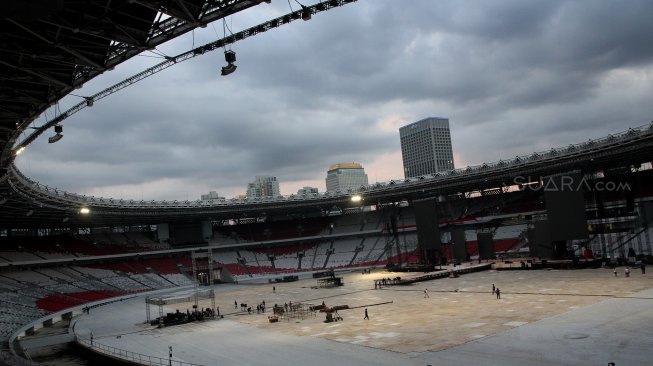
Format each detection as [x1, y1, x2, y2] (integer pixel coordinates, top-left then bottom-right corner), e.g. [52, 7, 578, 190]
[48, 134, 63, 143]
[351, 195, 362, 203]
[221, 50, 237, 76]
[79, 207, 90, 214]
[48, 125, 63, 143]
[221, 63, 237, 75]
[15, 147, 25, 155]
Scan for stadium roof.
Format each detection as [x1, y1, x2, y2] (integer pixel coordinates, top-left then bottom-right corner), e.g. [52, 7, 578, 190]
[0, 123, 652, 228]
[0, 0, 271, 177]
[0, 0, 272, 227]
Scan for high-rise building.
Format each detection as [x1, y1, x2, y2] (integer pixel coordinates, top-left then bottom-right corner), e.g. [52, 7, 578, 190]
[246, 175, 280, 198]
[325, 163, 369, 192]
[399, 117, 454, 178]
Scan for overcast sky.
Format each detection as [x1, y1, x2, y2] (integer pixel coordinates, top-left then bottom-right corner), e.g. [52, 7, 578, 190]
[14, 0, 653, 201]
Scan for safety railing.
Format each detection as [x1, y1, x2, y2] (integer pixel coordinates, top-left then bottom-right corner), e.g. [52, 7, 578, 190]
[77, 337, 204, 366]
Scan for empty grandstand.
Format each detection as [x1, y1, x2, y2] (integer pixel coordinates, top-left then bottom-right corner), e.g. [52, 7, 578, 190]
[0, 1, 652, 365]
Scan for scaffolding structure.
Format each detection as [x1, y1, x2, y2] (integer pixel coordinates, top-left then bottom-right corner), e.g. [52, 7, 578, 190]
[272, 302, 316, 321]
[190, 248, 217, 310]
[144, 248, 221, 327]
[145, 288, 216, 327]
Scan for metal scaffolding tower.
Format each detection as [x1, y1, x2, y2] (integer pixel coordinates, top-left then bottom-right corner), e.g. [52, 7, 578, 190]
[192, 248, 217, 312]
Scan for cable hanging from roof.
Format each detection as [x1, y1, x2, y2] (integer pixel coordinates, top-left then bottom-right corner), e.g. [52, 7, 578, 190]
[220, 16, 237, 75]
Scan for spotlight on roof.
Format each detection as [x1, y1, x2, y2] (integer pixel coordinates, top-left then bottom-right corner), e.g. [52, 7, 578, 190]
[351, 195, 362, 203]
[48, 125, 63, 144]
[79, 207, 90, 214]
[221, 50, 237, 76]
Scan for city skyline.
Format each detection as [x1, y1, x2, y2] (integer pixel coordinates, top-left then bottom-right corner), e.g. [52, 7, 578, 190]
[12, 0, 653, 200]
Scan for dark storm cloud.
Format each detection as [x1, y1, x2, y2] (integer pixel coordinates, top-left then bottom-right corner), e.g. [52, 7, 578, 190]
[236, 0, 653, 113]
[15, 0, 653, 199]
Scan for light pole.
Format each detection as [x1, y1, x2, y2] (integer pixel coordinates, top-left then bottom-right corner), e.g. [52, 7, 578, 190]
[168, 346, 172, 366]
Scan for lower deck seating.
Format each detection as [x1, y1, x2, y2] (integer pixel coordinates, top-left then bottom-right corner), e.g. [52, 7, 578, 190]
[0, 261, 193, 341]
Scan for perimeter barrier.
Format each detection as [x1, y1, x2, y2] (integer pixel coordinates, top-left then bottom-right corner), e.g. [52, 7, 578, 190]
[77, 337, 204, 366]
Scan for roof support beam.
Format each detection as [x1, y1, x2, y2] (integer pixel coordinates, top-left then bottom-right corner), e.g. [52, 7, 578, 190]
[0, 60, 71, 88]
[175, 0, 199, 23]
[6, 19, 106, 70]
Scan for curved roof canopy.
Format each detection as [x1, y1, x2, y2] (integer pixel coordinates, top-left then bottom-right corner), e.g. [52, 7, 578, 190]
[0, 0, 270, 173]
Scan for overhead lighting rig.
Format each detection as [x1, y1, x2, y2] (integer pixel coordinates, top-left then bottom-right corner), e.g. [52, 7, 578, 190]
[221, 50, 237, 76]
[48, 125, 63, 144]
